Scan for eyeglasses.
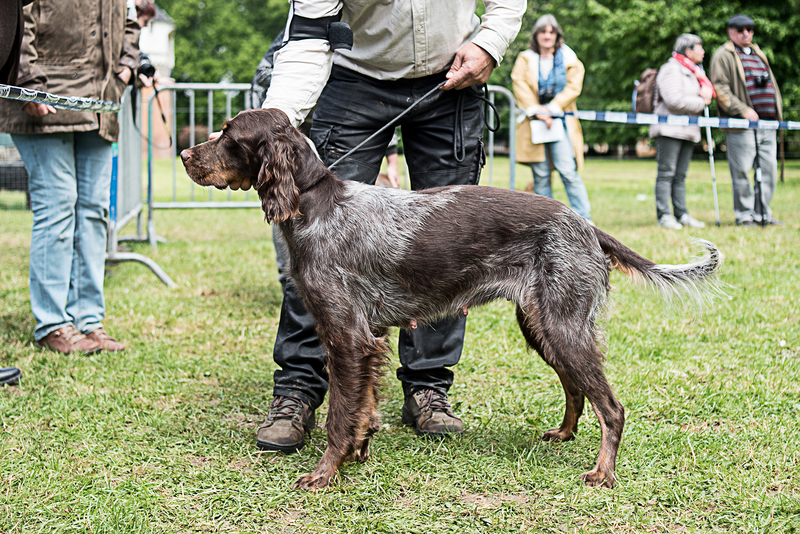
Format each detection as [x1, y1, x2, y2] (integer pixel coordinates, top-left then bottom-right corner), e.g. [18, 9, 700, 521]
[734, 27, 754, 34]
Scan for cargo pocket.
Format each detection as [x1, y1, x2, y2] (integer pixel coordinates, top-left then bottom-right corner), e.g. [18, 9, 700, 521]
[468, 138, 485, 186]
[309, 123, 341, 167]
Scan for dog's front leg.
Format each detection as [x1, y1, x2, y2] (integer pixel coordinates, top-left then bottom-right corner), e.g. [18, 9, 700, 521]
[293, 326, 386, 490]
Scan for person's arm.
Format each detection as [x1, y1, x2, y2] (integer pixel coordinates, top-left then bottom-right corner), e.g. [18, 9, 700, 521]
[656, 62, 705, 116]
[511, 53, 537, 110]
[384, 152, 399, 188]
[443, 0, 526, 90]
[117, 2, 141, 86]
[470, 0, 526, 68]
[16, 4, 55, 116]
[710, 48, 756, 120]
[263, 1, 342, 128]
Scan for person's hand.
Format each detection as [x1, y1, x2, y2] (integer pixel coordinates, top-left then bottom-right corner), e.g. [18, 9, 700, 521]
[118, 66, 133, 86]
[534, 106, 553, 128]
[534, 113, 553, 128]
[138, 73, 154, 88]
[442, 43, 495, 91]
[699, 85, 713, 106]
[386, 166, 400, 188]
[743, 108, 759, 122]
[22, 102, 56, 117]
[209, 131, 221, 140]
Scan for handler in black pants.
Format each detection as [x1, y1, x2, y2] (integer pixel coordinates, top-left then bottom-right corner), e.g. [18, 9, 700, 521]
[256, 0, 525, 453]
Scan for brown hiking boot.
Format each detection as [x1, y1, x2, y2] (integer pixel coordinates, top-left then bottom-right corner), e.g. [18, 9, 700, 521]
[256, 396, 315, 453]
[86, 328, 125, 352]
[402, 388, 464, 437]
[36, 324, 102, 355]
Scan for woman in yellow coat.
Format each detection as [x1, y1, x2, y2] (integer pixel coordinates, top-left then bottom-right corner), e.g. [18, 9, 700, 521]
[512, 14, 591, 222]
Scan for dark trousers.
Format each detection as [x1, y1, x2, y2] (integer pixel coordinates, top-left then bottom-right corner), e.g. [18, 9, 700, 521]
[654, 136, 695, 219]
[271, 65, 486, 410]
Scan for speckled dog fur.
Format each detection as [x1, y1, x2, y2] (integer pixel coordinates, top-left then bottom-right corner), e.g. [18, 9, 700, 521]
[181, 108, 723, 490]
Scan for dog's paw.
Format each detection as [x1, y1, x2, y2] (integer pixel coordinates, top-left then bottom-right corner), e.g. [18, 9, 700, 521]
[293, 472, 332, 491]
[580, 468, 615, 488]
[541, 428, 575, 442]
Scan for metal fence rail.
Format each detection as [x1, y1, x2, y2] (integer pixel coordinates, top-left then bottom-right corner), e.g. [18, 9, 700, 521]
[145, 82, 518, 248]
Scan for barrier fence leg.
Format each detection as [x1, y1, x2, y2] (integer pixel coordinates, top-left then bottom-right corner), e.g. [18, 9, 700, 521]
[704, 107, 721, 226]
[752, 129, 767, 227]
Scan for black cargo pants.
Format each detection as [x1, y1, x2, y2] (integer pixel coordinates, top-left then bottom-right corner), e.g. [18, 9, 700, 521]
[272, 65, 486, 410]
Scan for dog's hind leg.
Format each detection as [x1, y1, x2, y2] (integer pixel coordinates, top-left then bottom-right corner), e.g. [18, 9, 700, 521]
[565, 354, 624, 488]
[543, 368, 585, 442]
[293, 320, 388, 490]
[516, 305, 624, 488]
[516, 305, 586, 442]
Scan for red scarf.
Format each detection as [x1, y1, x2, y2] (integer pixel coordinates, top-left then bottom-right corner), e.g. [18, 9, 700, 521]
[672, 52, 716, 97]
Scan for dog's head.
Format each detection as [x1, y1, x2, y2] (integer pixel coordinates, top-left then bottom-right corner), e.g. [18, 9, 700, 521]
[181, 108, 322, 223]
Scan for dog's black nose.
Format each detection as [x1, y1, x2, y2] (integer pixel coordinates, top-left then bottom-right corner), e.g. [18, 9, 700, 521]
[180, 149, 191, 163]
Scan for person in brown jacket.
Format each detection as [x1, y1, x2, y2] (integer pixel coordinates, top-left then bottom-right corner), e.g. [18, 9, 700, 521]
[0, 0, 35, 385]
[709, 14, 783, 226]
[0, 0, 140, 354]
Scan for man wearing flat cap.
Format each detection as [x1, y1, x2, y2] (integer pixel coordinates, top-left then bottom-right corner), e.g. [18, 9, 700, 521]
[710, 14, 783, 226]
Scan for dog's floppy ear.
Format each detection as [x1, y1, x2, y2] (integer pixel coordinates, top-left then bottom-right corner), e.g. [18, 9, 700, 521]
[255, 133, 301, 224]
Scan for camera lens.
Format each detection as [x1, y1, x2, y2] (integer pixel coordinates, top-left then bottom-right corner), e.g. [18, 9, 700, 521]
[138, 62, 156, 78]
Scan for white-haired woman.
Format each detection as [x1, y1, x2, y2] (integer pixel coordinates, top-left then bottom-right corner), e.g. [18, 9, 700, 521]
[649, 33, 714, 229]
[512, 14, 592, 222]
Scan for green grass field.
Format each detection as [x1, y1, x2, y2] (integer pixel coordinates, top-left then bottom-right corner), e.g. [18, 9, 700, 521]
[1, 157, 799, 533]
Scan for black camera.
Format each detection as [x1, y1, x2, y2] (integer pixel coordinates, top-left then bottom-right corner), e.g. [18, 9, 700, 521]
[137, 53, 156, 79]
[753, 74, 769, 87]
[538, 86, 555, 105]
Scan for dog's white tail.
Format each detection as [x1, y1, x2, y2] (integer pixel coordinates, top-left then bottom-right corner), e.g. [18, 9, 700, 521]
[593, 228, 725, 308]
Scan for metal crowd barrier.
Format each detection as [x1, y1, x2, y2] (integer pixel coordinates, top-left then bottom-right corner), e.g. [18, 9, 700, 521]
[145, 83, 519, 252]
[109, 86, 175, 287]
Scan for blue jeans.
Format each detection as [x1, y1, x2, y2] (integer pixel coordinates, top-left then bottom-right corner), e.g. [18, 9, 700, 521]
[12, 132, 112, 340]
[528, 129, 592, 221]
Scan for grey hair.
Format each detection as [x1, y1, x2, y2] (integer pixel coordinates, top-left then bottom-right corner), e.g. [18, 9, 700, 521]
[673, 33, 703, 55]
[529, 14, 565, 54]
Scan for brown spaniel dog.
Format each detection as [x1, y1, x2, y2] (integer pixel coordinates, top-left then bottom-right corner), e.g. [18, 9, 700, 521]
[181, 109, 723, 490]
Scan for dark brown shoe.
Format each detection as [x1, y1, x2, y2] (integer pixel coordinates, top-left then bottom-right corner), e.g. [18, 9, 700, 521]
[36, 325, 101, 355]
[256, 396, 315, 453]
[86, 328, 125, 352]
[402, 388, 464, 437]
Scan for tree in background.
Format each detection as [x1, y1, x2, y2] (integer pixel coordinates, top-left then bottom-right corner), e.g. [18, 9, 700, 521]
[490, 0, 800, 148]
[160, 0, 798, 149]
[157, 0, 289, 84]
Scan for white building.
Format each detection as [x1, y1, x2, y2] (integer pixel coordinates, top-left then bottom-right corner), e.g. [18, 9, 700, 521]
[138, 4, 175, 79]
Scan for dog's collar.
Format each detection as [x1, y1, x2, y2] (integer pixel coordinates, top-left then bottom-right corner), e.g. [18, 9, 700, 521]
[297, 172, 328, 194]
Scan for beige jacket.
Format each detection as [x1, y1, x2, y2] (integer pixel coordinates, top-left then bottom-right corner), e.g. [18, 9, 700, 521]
[649, 57, 706, 143]
[512, 46, 584, 168]
[265, 0, 526, 128]
[0, 0, 140, 142]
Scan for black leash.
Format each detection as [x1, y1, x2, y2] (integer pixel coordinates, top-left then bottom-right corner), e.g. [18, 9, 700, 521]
[453, 84, 500, 162]
[328, 81, 501, 169]
[131, 84, 173, 150]
[328, 81, 445, 170]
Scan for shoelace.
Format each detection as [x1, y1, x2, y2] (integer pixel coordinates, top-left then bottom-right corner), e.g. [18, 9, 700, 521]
[90, 328, 112, 340]
[418, 390, 453, 413]
[269, 396, 303, 420]
[57, 325, 86, 343]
